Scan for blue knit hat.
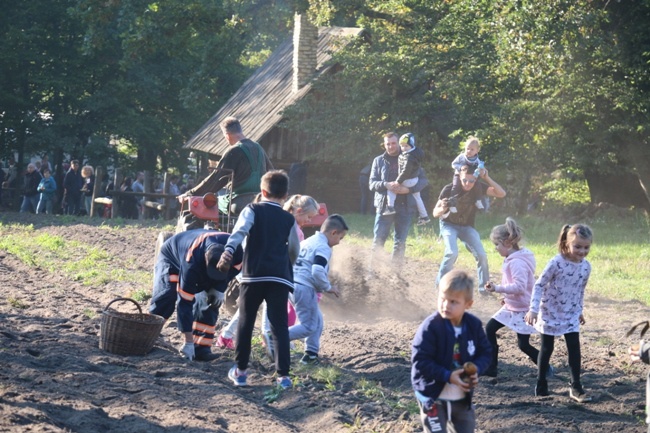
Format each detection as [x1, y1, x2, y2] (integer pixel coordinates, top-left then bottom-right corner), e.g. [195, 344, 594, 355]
[399, 133, 415, 149]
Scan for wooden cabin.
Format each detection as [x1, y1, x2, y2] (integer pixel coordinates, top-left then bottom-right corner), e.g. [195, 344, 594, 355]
[183, 14, 367, 212]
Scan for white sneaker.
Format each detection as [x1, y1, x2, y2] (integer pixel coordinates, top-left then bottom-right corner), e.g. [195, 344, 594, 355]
[475, 200, 484, 210]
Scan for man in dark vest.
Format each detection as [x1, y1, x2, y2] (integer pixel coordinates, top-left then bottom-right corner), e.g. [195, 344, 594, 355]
[184, 116, 273, 216]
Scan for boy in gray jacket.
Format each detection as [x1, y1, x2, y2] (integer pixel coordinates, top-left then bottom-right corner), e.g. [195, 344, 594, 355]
[289, 215, 348, 364]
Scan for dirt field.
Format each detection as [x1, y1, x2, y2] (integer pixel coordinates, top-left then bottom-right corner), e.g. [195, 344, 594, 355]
[1, 212, 649, 432]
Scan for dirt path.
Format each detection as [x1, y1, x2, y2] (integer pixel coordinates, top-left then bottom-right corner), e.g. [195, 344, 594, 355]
[1, 212, 649, 432]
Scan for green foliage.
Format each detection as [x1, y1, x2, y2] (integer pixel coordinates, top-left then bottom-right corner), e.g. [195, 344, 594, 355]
[356, 378, 385, 400]
[129, 288, 151, 303]
[8, 297, 28, 310]
[83, 308, 97, 319]
[2, 0, 650, 211]
[311, 366, 342, 391]
[540, 172, 591, 207]
[263, 386, 283, 404]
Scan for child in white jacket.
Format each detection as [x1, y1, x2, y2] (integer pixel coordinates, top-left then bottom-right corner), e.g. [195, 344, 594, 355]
[289, 214, 348, 365]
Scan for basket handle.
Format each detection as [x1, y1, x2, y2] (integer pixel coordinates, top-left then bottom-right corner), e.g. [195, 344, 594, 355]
[104, 297, 143, 314]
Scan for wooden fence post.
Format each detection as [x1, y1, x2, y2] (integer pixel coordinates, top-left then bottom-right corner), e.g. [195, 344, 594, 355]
[91, 166, 103, 217]
[111, 168, 123, 218]
[163, 172, 172, 220]
[143, 171, 152, 220]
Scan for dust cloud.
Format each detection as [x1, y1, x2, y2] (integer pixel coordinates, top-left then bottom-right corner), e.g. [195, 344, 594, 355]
[321, 242, 436, 324]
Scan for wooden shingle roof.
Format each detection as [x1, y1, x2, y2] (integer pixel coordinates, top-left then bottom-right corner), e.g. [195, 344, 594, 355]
[183, 26, 365, 157]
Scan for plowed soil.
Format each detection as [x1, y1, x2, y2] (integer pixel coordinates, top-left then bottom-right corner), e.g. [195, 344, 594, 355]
[1, 212, 649, 432]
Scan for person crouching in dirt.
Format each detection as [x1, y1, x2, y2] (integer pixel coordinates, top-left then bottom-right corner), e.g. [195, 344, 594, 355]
[149, 230, 243, 361]
[629, 339, 650, 432]
[411, 270, 492, 433]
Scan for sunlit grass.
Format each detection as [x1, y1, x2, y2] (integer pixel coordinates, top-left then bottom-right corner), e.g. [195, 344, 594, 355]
[0, 222, 151, 289]
[311, 366, 342, 391]
[340, 210, 650, 305]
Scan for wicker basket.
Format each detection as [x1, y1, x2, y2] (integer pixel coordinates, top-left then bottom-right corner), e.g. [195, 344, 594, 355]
[99, 297, 165, 356]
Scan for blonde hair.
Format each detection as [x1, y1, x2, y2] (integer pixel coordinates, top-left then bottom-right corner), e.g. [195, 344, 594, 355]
[490, 217, 524, 250]
[283, 194, 319, 216]
[557, 224, 593, 256]
[81, 165, 94, 178]
[465, 136, 480, 149]
[439, 269, 474, 301]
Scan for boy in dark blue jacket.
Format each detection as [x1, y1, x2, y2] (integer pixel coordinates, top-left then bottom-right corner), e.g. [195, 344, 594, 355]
[149, 230, 242, 361]
[218, 170, 300, 389]
[411, 270, 491, 433]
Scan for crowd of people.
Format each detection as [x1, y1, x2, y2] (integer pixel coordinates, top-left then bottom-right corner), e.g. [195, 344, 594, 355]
[2, 120, 638, 433]
[139, 118, 604, 433]
[0, 157, 198, 219]
[148, 117, 348, 390]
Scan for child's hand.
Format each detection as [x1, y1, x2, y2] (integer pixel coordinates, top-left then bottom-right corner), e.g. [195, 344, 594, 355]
[629, 342, 642, 362]
[328, 285, 340, 298]
[216, 250, 233, 273]
[579, 314, 586, 325]
[449, 368, 473, 392]
[524, 311, 537, 326]
[485, 282, 495, 292]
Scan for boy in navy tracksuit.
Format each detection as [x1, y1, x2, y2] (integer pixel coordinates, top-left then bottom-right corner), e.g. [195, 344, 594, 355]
[411, 270, 492, 433]
[149, 230, 242, 361]
[218, 170, 300, 389]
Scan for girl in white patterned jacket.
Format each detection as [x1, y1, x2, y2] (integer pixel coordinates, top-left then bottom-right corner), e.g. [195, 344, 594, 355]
[525, 224, 593, 402]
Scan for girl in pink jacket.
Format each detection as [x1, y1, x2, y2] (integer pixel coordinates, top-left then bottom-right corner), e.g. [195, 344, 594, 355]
[483, 218, 552, 378]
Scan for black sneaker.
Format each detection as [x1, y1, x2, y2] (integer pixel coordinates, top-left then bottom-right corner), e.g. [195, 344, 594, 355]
[535, 379, 549, 396]
[483, 366, 497, 378]
[194, 351, 220, 362]
[382, 206, 396, 216]
[417, 216, 431, 226]
[300, 352, 319, 365]
[569, 383, 592, 403]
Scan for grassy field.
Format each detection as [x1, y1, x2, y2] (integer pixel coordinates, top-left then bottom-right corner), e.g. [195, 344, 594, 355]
[340, 209, 650, 305]
[1, 209, 648, 306]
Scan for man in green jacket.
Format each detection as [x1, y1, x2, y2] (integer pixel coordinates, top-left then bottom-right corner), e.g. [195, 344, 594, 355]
[185, 117, 273, 215]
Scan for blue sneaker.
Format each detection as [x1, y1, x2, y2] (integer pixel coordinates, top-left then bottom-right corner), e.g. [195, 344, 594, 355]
[276, 376, 292, 390]
[546, 365, 556, 379]
[228, 365, 247, 386]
